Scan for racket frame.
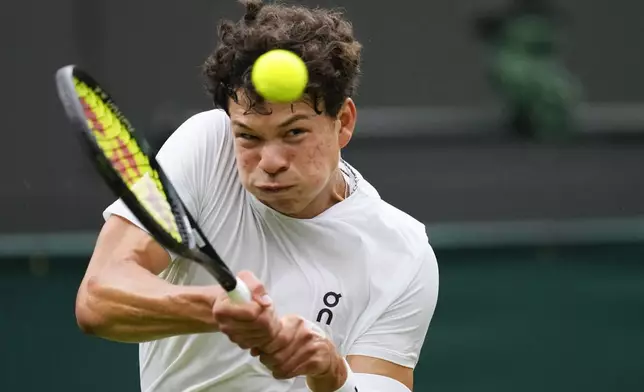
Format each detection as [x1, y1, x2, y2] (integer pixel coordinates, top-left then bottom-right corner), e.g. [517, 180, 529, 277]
[55, 65, 250, 302]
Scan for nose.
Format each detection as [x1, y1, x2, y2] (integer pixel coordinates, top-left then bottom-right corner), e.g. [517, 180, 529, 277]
[258, 142, 289, 176]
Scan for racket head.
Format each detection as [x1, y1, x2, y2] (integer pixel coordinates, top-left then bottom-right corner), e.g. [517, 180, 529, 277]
[54, 65, 197, 255]
[55, 65, 244, 294]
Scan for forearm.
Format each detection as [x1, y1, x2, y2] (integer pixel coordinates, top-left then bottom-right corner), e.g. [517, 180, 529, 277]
[77, 261, 221, 343]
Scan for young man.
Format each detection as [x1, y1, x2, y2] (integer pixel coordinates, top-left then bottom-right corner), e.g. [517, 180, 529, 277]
[74, 1, 439, 391]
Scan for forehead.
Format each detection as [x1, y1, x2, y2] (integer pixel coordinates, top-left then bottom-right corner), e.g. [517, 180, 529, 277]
[228, 92, 324, 128]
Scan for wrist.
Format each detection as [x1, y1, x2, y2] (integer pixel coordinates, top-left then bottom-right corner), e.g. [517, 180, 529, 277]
[170, 285, 222, 331]
[306, 349, 347, 392]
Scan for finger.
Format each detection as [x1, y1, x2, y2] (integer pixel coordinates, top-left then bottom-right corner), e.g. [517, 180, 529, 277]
[218, 307, 281, 349]
[231, 336, 272, 350]
[213, 300, 264, 322]
[237, 270, 272, 307]
[219, 325, 275, 341]
[267, 329, 322, 379]
[222, 311, 279, 336]
[259, 315, 301, 355]
[259, 317, 317, 377]
[217, 313, 274, 333]
[258, 328, 292, 359]
[220, 327, 277, 350]
[282, 341, 331, 379]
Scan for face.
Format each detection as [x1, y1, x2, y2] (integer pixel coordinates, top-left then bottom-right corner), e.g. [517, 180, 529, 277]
[228, 94, 356, 218]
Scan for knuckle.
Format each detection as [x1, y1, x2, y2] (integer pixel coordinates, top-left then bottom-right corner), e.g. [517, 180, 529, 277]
[283, 314, 299, 327]
[306, 341, 327, 358]
[311, 355, 324, 367]
[272, 351, 287, 365]
[264, 331, 289, 354]
[293, 315, 305, 326]
[303, 328, 317, 342]
[304, 344, 319, 359]
[277, 332, 290, 346]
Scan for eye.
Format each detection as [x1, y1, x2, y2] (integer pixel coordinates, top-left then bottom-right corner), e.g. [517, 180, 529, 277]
[286, 128, 307, 138]
[237, 133, 259, 141]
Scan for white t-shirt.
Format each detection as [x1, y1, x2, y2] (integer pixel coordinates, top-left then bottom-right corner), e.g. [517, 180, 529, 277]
[103, 109, 439, 392]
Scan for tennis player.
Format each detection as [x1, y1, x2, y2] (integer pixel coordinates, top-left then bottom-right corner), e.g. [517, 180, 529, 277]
[74, 1, 439, 391]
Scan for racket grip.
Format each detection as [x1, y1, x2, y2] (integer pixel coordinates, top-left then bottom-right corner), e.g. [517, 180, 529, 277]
[227, 277, 252, 303]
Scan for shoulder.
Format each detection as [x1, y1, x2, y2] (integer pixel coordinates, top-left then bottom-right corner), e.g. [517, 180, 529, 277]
[156, 109, 233, 175]
[375, 199, 427, 247]
[342, 162, 427, 249]
[354, 188, 430, 263]
[340, 180, 435, 302]
[370, 198, 436, 290]
[152, 109, 240, 218]
[162, 109, 231, 149]
[341, 160, 437, 285]
[179, 108, 229, 129]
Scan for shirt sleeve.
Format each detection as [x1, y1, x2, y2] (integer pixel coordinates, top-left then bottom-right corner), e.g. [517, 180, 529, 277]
[347, 245, 439, 368]
[102, 109, 233, 260]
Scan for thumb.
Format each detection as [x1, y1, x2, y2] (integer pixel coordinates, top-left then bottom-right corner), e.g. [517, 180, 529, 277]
[237, 270, 272, 307]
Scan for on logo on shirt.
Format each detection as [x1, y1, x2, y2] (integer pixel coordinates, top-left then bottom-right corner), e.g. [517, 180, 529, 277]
[316, 291, 342, 325]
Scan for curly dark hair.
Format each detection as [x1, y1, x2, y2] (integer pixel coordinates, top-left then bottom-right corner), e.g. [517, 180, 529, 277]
[202, 0, 362, 117]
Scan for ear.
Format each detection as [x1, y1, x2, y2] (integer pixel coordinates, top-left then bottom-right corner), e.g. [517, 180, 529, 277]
[336, 98, 356, 149]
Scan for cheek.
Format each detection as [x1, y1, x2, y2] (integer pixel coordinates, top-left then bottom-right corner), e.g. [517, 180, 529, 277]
[311, 135, 337, 168]
[300, 138, 336, 186]
[235, 148, 257, 175]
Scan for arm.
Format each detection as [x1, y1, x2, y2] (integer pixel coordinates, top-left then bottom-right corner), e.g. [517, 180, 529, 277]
[347, 356, 411, 388]
[76, 110, 237, 343]
[307, 355, 413, 391]
[75, 215, 223, 343]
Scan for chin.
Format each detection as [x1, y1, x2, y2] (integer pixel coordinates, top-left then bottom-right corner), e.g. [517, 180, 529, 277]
[259, 197, 304, 217]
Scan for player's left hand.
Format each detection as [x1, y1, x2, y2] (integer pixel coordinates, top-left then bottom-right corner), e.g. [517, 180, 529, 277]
[250, 315, 346, 386]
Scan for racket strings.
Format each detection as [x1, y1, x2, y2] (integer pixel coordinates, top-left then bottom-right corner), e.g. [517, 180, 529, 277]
[75, 81, 147, 185]
[73, 78, 184, 243]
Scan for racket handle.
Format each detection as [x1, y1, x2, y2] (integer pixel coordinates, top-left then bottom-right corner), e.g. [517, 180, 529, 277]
[227, 277, 252, 303]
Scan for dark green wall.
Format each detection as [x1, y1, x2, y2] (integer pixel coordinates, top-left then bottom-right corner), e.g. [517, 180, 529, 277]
[3, 244, 644, 391]
[418, 244, 644, 391]
[2, 257, 139, 391]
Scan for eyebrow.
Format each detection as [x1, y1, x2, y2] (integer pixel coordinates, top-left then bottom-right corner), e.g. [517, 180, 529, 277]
[231, 120, 253, 131]
[231, 114, 312, 131]
[278, 114, 311, 128]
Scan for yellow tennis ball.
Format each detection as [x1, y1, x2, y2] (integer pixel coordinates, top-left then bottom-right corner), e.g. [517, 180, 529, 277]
[251, 49, 308, 103]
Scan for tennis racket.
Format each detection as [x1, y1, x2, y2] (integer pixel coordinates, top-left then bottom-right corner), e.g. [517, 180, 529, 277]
[54, 65, 251, 303]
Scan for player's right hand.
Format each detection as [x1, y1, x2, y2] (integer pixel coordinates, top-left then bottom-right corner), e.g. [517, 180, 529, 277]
[212, 270, 281, 350]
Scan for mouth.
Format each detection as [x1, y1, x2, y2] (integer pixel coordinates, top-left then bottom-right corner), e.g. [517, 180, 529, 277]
[256, 184, 294, 193]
